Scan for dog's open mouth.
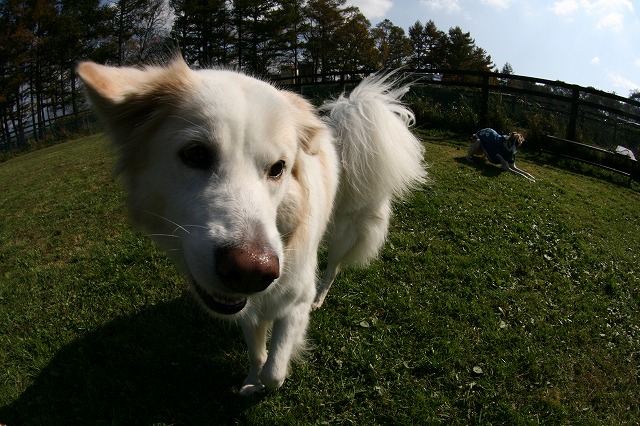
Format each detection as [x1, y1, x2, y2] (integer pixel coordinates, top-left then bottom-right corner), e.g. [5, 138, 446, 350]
[192, 280, 247, 315]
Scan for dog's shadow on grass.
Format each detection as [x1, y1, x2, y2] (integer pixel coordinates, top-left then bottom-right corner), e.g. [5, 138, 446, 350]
[454, 156, 502, 178]
[1, 295, 263, 425]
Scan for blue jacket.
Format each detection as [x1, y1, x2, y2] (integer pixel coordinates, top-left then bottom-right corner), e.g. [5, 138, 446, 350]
[476, 128, 516, 164]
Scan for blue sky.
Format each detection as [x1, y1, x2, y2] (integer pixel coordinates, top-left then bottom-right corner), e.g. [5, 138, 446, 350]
[346, 0, 639, 96]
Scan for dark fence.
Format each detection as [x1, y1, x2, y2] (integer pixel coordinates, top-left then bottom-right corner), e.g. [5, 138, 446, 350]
[4, 69, 639, 178]
[275, 69, 640, 178]
[0, 110, 100, 154]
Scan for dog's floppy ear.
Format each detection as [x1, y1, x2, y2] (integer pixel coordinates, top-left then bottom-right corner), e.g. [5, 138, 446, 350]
[281, 91, 326, 155]
[76, 57, 192, 139]
[77, 57, 193, 175]
[77, 61, 149, 110]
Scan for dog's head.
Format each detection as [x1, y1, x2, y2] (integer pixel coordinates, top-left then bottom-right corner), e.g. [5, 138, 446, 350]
[77, 57, 329, 317]
[508, 132, 525, 148]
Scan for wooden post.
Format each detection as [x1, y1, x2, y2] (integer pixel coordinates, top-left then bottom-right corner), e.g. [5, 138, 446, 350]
[479, 73, 490, 128]
[567, 86, 580, 141]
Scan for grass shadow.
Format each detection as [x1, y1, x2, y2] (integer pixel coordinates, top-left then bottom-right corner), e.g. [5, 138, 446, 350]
[453, 155, 503, 178]
[0, 295, 263, 425]
[526, 151, 640, 191]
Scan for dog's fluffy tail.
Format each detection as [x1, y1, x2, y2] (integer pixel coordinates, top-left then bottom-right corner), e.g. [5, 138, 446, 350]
[320, 72, 427, 266]
[312, 72, 427, 309]
[321, 71, 427, 209]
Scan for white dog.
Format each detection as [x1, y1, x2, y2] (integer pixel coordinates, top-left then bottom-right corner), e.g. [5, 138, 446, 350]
[77, 57, 426, 395]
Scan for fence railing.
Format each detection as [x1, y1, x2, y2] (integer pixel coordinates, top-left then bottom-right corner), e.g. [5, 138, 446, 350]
[274, 68, 640, 142]
[4, 69, 639, 178]
[0, 110, 99, 153]
[416, 69, 640, 140]
[274, 68, 640, 178]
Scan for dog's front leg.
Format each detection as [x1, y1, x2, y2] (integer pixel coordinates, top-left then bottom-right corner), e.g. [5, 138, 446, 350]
[313, 262, 341, 310]
[509, 167, 535, 181]
[239, 320, 270, 396]
[508, 164, 536, 181]
[466, 137, 482, 161]
[259, 304, 310, 390]
[497, 154, 512, 172]
[497, 154, 536, 182]
[512, 165, 536, 181]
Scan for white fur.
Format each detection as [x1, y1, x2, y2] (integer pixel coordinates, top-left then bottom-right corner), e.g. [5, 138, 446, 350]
[77, 58, 427, 395]
[313, 72, 428, 308]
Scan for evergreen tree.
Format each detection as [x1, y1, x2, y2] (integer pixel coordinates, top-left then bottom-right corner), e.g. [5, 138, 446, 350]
[1, 0, 115, 146]
[333, 8, 377, 73]
[424, 20, 447, 69]
[303, 0, 347, 78]
[0, 0, 526, 152]
[232, 0, 283, 74]
[0, 0, 33, 146]
[371, 19, 411, 68]
[444, 26, 492, 71]
[408, 20, 426, 68]
[54, 0, 114, 115]
[273, 0, 308, 74]
[408, 20, 446, 69]
[170, 0, 231, 66]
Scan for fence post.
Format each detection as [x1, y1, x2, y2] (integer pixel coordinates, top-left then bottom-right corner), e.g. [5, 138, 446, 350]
[479, 73, 490, 128]
[567, 86, 580, 141]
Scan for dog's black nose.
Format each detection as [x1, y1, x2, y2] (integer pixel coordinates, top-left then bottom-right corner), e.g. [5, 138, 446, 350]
[216, 244, 280, 294]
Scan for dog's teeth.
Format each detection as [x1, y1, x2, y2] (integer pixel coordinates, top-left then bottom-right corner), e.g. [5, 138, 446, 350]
[212, 292, 243, 304]
[192, 279, 247, 314]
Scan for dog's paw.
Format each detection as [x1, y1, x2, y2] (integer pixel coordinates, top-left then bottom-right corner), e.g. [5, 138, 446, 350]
[259, 368, 286, 390]
[311, 293, 327, 310]
[239, 381, 265, 396]
[239, 372, 267, 396]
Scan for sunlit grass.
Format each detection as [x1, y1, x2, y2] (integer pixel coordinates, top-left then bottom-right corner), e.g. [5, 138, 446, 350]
[1, 132, 638, 424]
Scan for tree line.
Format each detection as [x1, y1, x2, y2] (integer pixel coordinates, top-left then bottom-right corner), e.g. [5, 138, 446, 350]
[1, 0, 502, 148]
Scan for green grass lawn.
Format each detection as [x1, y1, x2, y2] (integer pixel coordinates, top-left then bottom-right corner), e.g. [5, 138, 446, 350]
[1, 132, 639, 425]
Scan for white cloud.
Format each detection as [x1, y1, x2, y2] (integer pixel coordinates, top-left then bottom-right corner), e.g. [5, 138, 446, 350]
[552, 0, 634, 15]
[552, 0, 633, 16]
[587, 0, 633, 13]
[596, 12, 624, 31]
[347, 0, 394, 18]
[552, 0, 579, 15]
[481, 0, 512, 9]
[591, 56, 601, 65]
[420, 0, 462, 13]
[606, 70, 640, 93]
[552, 0, 632, 31]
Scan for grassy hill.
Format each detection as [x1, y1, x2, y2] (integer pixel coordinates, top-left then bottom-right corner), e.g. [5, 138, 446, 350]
[1, 132, 639, 424]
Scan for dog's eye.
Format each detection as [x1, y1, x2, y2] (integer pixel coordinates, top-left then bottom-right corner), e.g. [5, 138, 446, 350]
[179, 144, 213, 170]
[267, 160, 285, 179]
